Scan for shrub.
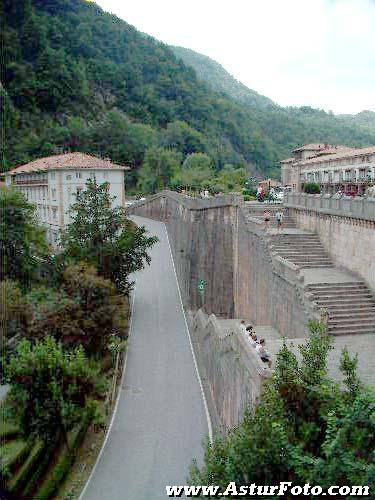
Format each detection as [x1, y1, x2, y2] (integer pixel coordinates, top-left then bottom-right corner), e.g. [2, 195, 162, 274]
[28, 264, 125, 353]
[303, 182, 321, 194]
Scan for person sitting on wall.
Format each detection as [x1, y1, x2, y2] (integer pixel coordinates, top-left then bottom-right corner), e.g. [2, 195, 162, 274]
[255, 339, 272, 368]
[249, 333, 258, 347]
[240, 320, 248, 333]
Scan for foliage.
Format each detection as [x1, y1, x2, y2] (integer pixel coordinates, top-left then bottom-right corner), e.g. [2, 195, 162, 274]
[0, 187, 48, 287]
[190, 322, 375, 494]
[4, 336, 103, 445]
[137, 146, 182, 193]
[28, 264, 123, 354]
[0, 280, 32, 347]
[4, 0, 374, 181]
[173, 153, 215, 190]
[61, 179, 157, 293]
[303, 182, 321, 194]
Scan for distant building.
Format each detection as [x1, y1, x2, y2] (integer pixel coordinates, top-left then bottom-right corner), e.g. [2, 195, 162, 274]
[5, 153, 130, 247]
[281, 144, 375, 194]
[258, 178, 282, 192]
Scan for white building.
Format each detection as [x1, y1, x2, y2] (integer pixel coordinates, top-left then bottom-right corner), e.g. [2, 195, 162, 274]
[5, 152, 130, 246]
[281, 144, 375, 194]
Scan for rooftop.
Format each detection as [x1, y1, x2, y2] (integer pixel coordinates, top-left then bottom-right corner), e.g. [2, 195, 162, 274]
[300, 145, 375, 166]
[7, 153, 131, 175]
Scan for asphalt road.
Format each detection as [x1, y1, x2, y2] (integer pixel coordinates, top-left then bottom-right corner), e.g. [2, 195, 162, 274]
[81, 216, 210, 500]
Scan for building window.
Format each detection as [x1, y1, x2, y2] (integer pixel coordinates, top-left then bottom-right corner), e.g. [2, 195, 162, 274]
[51, 188, 56, 200]
[51, 172, 55, 180]
[66, 174, 72, 181]
[103, 171, 108, 179]
[52, 208, 57, 221]
[76, 172, 82, 179]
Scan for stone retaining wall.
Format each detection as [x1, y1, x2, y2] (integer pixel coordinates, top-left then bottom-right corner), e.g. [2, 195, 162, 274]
[285, 193, 375, 292]
[128, 191, 311, 337]
[191, 310, 270, 429]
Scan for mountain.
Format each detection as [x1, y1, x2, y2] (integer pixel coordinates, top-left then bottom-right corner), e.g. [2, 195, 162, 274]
[171, 46, 276, 110]
[338, 110, 375, 133]
[2, 0, 375, 182]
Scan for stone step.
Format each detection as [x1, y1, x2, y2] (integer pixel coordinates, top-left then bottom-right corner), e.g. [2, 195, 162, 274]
[306, 284, 367, 293]
[329, 328, 375, 336]
[274, 248, 326, 254]
[311, 292, 374, 300]
[291, 261, 332, 265]
[299, 264, 334, 269]
[329, 317, 375, 326]
[328, 324, 375, 335]
[329, 311, 375, 320]
[316, 295, 375, 304]
[279, 253, 331, 262]
[318, 303, 375, 312]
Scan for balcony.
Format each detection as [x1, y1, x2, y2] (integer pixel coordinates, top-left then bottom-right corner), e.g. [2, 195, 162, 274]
[13, 178, 47, 186]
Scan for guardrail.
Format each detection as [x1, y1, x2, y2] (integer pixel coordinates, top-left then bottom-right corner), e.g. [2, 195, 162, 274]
[285, 192, 375, 221]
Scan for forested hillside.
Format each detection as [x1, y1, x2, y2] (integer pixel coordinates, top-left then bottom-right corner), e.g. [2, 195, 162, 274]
[171, 46, 276, 110]
[2, 0, 375, 184]
[171, 47, 375, 166]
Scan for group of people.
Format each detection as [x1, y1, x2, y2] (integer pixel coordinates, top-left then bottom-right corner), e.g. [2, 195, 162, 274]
[240, 320, 272, 368]
[263, 208, 285, 231]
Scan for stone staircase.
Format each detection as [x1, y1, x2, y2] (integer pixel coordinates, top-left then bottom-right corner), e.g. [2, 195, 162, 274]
[305, 282, 375, 336]
[243, 204, 297, 228]
[269, 233, 333, 269]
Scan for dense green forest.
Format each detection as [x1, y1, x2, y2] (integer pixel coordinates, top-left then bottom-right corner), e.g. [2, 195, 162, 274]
[171, 46, 277, 110]
[2, 0, 375, 186]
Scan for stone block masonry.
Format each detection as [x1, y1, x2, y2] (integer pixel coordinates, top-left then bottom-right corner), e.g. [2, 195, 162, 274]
[285, 192, 375, 292]
[128, 191, 311, 338]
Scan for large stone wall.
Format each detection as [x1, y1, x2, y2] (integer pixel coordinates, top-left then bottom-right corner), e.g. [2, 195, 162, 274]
[128, 191, 311, 337]
[129, 192, 237, 316]
[285, 193, 375, 292]
[191, 311, 270, 429]
[234, 207, 310, 338]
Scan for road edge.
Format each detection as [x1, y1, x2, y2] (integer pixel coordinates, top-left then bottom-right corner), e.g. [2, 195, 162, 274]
[78, 283, 137, 500]
[163, 223, 213, 443]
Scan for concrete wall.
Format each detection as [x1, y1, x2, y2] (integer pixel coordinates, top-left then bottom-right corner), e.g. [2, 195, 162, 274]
[191, 310, 270, 429]
[285, 193, 375, 292]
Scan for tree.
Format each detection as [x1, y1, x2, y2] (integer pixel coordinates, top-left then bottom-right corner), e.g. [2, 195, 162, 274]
[0, 187, 48, 287]
[189, 321, 375, 492]
[0, 280, 32, 348]
[27, 264, 124, 354]
[61, 179, 157, 293]
[137, 146, 182, 193]
[161, 120, 208, 156]
[174, 153, 215, 191]
[4, 336, 103, 446]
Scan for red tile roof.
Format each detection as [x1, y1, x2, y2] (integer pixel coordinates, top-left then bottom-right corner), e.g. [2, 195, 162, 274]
[299, 146, 375, 166]
[7, 153, 131, 175]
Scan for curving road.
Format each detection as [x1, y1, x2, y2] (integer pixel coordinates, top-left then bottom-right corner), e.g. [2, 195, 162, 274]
[81, 216, 210, 500]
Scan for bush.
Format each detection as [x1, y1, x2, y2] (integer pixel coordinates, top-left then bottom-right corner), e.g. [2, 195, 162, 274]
[0, 280, 32, 348]
[190, 321, 375, 490]
[303, 182, 321, 194]
[243, 195, 257, 201]
[28, 264, 125, 353]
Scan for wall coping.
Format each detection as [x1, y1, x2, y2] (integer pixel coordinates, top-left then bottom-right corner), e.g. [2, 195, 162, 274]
[285, 192, 375, 222]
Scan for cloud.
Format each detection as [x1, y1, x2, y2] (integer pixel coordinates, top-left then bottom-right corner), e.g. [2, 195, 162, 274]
[95, 0, 375, 114]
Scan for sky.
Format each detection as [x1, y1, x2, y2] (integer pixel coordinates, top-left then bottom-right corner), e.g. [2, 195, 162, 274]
[94, 0, 375, 114]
